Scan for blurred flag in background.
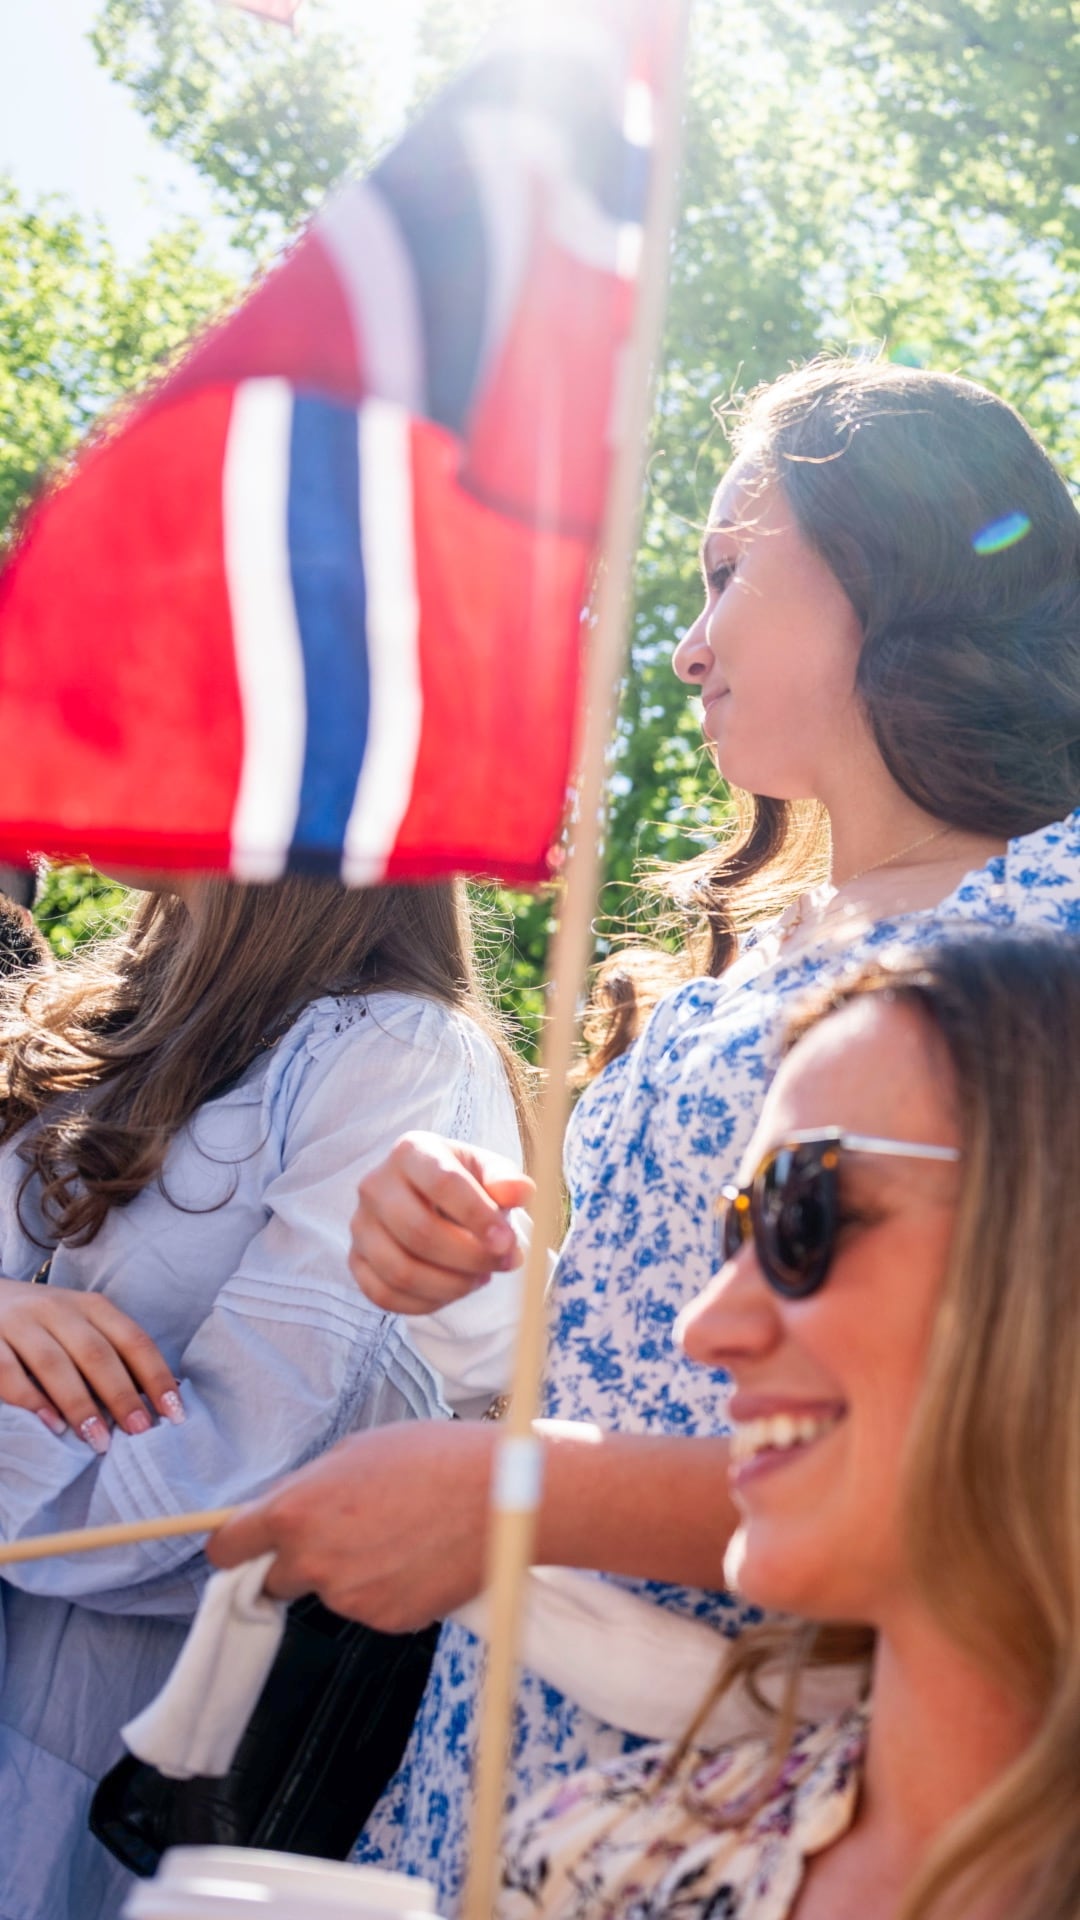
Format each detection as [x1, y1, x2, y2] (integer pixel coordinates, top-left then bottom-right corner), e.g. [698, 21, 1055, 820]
[220, 0, 303, 26]
[0, 6, 670, 886]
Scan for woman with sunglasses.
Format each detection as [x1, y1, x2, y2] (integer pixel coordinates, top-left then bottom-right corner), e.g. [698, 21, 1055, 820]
[212, 356, 1080, 1908]
[499, 932, 1078, 1920]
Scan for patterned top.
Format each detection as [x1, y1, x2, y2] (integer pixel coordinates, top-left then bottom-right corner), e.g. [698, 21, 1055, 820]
[0, 992, 521, 1920]
[356, 811, 1080, 1910]
[500, 1710, 868, 1920]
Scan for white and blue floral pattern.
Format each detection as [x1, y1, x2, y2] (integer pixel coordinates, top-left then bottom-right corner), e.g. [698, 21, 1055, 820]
[356, 813, 1080, 1909]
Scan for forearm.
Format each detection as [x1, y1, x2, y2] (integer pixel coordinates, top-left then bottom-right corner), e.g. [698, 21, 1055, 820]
[532, 1422, 737, 1591]
[212, 1417, 740, 1627]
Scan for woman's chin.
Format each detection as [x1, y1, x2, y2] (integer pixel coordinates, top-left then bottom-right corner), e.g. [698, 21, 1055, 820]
[723, 1524, 852, 1620]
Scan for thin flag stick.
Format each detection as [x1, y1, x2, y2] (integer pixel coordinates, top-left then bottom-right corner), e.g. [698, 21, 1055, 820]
[460, 6, 694, 1917]
[0, 1508, 236, 1568]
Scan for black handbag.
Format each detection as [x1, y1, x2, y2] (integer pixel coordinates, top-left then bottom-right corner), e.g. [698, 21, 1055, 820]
[89, 1597, 439, 1876]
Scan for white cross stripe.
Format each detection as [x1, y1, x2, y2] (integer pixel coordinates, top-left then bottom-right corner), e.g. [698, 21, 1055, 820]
[342, 401, 423, 886]
[456, 110, 535, 391]
[460, 106, 644, 286]
[222, 379, 307, 881]
[317, 182, 426, 415]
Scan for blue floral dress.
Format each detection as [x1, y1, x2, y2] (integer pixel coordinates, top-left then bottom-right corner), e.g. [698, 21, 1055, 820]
[356, 812, 1080, 1908]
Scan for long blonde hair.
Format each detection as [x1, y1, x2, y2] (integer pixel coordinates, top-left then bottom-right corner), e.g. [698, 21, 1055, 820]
[700, 933, 1080, 1920]
[1, 874, 531, 1245]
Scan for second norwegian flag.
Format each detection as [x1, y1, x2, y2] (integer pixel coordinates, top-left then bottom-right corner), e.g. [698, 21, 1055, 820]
[0, 7, 671, 886]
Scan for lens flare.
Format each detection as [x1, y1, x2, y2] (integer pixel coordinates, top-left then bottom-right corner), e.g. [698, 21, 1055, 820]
[889, 344, 926, 368]
[972, 512, 1032, 555]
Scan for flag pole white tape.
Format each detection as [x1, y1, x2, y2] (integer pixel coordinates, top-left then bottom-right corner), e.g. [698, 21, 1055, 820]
[461, 7, 696, 1918]
[491, 1437, 545, 1515]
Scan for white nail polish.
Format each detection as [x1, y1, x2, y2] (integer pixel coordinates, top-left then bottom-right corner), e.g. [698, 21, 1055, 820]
[78, 1416, 110, 1455]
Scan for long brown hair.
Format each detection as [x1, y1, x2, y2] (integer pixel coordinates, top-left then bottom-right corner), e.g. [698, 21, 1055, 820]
[709, 933, 1080, 1920]
[0, 874, 530, 1245]
[585, 356, 1080, 1073]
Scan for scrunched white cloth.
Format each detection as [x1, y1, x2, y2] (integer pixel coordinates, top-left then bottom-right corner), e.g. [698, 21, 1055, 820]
[124, 1554, 859, 1781]
[122, 1553, 285, 1779]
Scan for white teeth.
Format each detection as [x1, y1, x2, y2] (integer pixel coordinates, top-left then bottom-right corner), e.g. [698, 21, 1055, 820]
[729, 1411, 840, 1466]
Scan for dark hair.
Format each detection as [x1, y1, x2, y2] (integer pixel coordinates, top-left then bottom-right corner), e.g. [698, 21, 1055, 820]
[585, 356, 1080, 1074]
[755, 360, 1080, 834]
[0, 896, 50, 980]
[0, 874, 530, 1245]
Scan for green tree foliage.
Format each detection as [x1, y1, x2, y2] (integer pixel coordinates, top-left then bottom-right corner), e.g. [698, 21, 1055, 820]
[0, 181, 235, 954]
[92, 0, 380, 253]
[32, 866, 130, 960]
[12, 0, 1080, 1020]
[0, 182, 235, 543]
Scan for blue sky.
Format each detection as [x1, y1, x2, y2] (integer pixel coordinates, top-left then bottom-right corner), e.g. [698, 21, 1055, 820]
[1, 0, 229, 259]
[0, 0, 419, 263]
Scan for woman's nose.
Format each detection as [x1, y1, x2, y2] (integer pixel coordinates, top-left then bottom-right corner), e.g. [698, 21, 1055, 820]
[672, 607, 711, 685]
[676, 1243, 779, 1370]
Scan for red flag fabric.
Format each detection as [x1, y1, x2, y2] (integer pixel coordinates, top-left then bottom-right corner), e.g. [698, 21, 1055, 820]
[0, 8, 671, 885]
[221, 1, 302, 24]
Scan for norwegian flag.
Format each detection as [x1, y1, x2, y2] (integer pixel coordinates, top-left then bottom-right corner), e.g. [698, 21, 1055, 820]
[0, 8, 670, 885]
[221, 1, 302, 22]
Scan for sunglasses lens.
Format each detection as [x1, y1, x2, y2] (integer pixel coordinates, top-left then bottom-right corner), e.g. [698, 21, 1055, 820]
[758, 1146, 835, 1297]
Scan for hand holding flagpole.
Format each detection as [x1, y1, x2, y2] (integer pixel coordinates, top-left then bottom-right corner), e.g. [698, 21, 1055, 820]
[0, 11, 693, 1903]
[461, 6, 695, 1917]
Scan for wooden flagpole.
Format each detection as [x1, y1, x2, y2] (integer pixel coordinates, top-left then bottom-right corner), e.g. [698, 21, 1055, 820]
[460, 6, 694, 1917]
[0, 1509, 236, 1568]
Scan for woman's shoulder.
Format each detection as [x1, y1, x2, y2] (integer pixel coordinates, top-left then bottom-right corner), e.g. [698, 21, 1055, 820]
[571, 967, 784, 1161]
[996, 808, 1080, 928]
[501, 1710, 866, 1920]
[277, 990, 493, 1073]
[263, 991, 517, 1153]
[627, 972, 753, 1065]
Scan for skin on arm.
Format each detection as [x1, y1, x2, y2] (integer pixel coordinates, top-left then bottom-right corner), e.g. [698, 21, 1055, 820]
[208, 1417, 737, 1630]
[0, 1277, 182, 1447]
[290, 1130, 732, 1625]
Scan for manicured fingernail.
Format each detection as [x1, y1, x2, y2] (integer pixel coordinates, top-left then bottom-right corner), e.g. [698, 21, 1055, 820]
[124, 1408, 152, 1436]
[35, 1407, 67, 1437]
[484, 1220, 514, 1253]
[79, 1416, 110, 1454]
[161, 1390, 185, 1426]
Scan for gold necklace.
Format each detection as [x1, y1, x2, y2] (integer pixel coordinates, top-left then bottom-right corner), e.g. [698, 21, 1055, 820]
[779, 824, 951, 947]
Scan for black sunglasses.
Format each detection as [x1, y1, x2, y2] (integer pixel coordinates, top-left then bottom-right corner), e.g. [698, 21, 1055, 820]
[716, 1127, 961, 1300]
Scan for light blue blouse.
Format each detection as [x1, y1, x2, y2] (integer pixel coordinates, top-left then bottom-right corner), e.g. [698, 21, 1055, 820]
[0, 990, 521, 1920]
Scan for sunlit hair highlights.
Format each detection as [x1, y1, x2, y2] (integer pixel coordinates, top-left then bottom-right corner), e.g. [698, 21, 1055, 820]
[0, 874, 530, 1246]
[715, 932, 1080, 1920]
[583, 355, 1080, 1074]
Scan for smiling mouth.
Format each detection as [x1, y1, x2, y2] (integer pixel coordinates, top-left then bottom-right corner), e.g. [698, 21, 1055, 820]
[729, 1409, 844, 1479]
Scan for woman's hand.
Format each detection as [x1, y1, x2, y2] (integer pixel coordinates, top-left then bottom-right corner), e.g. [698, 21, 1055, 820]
[0, 1277, 182, 1450]
[209, 1421, 740, 1623]
[209, 1420, 496, 1630]
[349, 1130, 534, 1315]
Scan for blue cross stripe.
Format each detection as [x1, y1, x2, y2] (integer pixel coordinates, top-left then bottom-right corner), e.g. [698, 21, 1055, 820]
[286, 393, 370, 873]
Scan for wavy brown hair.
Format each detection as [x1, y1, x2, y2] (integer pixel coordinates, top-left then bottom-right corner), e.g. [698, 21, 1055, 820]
[693, 932, 1080, 1920]
[0, 874, 530, 1246]
[584, 355, 1080, 1074]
